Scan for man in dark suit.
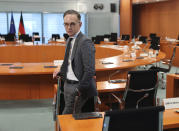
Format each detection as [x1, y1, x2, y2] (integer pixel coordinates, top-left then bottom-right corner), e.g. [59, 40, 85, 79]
[54, 10, 97, 114]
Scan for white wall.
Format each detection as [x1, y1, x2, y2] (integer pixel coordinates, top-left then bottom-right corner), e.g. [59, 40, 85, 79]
[0, 0, 119, 38]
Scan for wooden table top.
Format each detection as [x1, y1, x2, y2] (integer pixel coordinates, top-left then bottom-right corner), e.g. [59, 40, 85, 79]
[97, 81, 126, 93]
[0, 44, 165, 75]
[57, 112, 104, 131]
[0, 62, 59, 75]
[95, 44, 165, 71]
[163, 108, 179, 129]
[57, 109, 179, 131]
[54, 81, 126, 94]
[167, 73, 179, 79]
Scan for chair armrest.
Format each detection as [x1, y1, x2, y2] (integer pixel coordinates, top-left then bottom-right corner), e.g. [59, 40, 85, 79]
[111, 93, 125, 110]
[161, 59, 171, 65]
[53, 84, 58, 105]
[94, 96, 102, 112]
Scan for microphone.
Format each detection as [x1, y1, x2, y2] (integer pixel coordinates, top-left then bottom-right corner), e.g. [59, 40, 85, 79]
[108, 70, 127, 83]
[141, 43, 149, 53]
[108, 70, 120, 83]
[136, 93, 149, 109]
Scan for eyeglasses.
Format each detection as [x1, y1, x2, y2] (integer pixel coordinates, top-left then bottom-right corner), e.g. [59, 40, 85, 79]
[63, 22, 80, 27]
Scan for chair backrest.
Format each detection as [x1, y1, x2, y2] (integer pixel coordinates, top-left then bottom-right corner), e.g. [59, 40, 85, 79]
[32, 32, 40, 41]
[32, 32, 39, 36]
[52, 34, 60, 40]
[104, 34, 111, 39]
[5, 33, 15, 41]
[19, 34, 30, 42]
[91, 37, 96, 43]
[149, 33, 156, 40]
[121, 34, 130, 40]
[110, 33, 117, 42]
[150, 36, 160, 50]
[167, 46, 177, 71]
[123, 70, 158, 109]
[139, 36, 148, 44]
[103, 106, 165, 131]
[95, 35, 104, 44]
[63, 33, 69, 41]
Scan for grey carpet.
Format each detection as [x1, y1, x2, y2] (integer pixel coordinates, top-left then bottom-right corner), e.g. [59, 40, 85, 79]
[0, 99, 54, 131]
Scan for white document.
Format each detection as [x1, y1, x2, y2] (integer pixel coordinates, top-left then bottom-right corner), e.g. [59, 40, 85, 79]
[163, 97, 179, 109]
[54, 60, 63, 66]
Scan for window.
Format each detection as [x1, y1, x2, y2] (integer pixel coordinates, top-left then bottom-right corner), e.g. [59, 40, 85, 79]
[43, 13, 86, 43]
[0, 13, 7, 34]
[43, 13, 64, 43]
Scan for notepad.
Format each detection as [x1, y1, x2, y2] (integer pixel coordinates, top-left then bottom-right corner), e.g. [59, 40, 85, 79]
[136, 56, 144, 59]
[73, 112, 102, 120]
[102, 61, 114, 64]
[9, 66, 23, 69]
[44, 65, 58, 68]
[108, 79, 127, 83]
[0, 63, 13, 66]
[122, 59, 133, 62]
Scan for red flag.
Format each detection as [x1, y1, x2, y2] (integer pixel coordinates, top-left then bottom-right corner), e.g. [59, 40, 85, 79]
[18, 12, 25, 36]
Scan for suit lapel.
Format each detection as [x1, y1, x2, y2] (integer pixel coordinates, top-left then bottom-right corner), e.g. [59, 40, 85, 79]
[71, 32, 83, 61]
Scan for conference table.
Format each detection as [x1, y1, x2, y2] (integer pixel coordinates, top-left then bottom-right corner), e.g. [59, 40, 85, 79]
[0, 43, 165, 100]
[57, 108, 179, 131]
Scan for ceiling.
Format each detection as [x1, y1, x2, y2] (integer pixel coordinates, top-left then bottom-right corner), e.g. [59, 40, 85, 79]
[132, 0, 168, 4]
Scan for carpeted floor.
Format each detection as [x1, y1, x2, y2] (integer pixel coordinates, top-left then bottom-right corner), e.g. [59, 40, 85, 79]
[0, 99, 54, 131]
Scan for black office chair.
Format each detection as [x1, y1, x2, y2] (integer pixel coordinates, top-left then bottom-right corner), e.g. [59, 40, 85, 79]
[139, 36, 148, 44]
[110, 33, 117, 42]
[149, 33, 157, 41]
[32, 32, 40, 42]
[52, 34, 60, 41]
[111, 70, 158, 110]
[91, 37, 96, 43]
[149, 46, 177, 89]
[150, 36, 160, 50]
[102, 106, 165, 131]
[20, 34, 32, 42]
[63, 33, 69, 41]
[121, 34, 130, 40]
[104, 34, 111, 39]
[95, 35, 104, 44]
[5, 33, 16, 41]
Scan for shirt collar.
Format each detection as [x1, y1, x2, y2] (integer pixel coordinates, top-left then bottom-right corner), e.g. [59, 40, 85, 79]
[69, 30, 80, 39]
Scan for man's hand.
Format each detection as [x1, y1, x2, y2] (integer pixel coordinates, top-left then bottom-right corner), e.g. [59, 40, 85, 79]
[75, 88, 81, 96]
[53, 70, 59, 79]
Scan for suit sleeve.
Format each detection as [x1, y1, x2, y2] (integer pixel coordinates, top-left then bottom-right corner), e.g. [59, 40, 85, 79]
[78, 39, 96, 93]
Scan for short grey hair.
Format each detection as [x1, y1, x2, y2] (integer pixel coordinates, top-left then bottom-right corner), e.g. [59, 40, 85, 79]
[63, 10, 81, 21]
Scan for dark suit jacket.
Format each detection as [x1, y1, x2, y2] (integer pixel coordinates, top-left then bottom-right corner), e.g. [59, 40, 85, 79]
[60, 32, 97, 98]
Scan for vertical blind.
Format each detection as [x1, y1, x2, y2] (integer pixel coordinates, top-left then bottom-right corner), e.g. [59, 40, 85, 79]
[0, 13, 8, 34]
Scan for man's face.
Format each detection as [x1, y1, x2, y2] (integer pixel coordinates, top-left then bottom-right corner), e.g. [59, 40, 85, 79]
[63, 14, 82, 37]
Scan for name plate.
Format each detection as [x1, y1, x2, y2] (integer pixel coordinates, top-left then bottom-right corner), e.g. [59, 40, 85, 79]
[163, 97, 179, 109]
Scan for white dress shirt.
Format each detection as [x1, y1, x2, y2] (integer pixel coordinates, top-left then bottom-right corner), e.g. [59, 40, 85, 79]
[66, 31, 80, 81]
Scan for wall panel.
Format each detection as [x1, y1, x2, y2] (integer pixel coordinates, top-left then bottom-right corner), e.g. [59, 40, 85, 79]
[133, 0, 179, 39]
